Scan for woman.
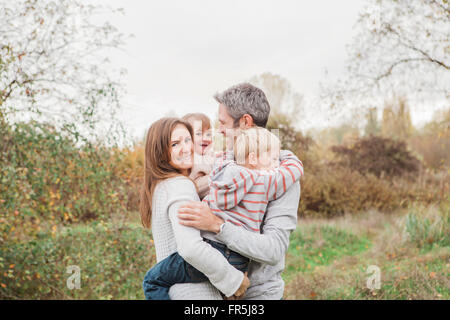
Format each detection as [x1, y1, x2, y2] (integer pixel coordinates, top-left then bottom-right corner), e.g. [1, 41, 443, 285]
[140, 117, 249, 300]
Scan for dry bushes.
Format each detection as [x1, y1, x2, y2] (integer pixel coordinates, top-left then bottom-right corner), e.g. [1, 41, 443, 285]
[409, 115, 450, 171]
[298, 134, 448, 217]
[331, 136, 421, 179]
[114, 114, 449, 219]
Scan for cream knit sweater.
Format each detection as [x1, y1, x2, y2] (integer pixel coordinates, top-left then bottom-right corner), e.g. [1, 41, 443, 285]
[150, 175, 243, 299]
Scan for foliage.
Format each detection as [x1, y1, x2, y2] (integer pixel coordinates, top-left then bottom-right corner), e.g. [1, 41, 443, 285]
[248, 73, 305, 126]
[331, 135, 421, 179]
[313, 123, 360, 146]
[301, 167, 388, 216]
[0, 220, 153, 299]
[266, 110, 313, 167]
[0, 121, 128, 243]
[2, 207, 448, 299]
[409, 108, 450, 171]
[299, 161, 447, 217]
[364, 107, 380, 137]
[111, 142, 145, 212]
[381, 97, 414, 141]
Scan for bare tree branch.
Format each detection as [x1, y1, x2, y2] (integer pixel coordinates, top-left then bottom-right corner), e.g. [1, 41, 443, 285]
[0, 0, 128, 143]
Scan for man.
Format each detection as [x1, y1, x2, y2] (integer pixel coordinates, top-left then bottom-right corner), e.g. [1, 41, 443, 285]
[177, 83, 301, 300]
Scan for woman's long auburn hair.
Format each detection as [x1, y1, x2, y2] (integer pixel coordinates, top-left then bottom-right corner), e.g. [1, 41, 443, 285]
[139, 117, 193, 229]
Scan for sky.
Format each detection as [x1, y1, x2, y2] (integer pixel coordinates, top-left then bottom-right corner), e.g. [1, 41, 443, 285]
[93, 0, 438, 141]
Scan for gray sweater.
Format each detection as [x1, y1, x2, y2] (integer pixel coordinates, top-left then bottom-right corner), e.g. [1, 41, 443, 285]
[216, 181, 300, 299]
[151, 170, 300, 299]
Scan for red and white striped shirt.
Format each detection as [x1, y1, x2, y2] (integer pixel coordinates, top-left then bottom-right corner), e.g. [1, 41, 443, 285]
[202, 150, 304, 233]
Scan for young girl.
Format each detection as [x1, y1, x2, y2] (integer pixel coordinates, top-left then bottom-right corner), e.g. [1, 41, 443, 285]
[182, 113, 214, 199]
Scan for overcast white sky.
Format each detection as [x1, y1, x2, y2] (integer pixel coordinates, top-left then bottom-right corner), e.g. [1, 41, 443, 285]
[93, 0, 369, 139]
[95, 0, 438, 140]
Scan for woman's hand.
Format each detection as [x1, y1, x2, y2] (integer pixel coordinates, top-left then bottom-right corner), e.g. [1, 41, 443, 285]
[178, 201, 224, 234]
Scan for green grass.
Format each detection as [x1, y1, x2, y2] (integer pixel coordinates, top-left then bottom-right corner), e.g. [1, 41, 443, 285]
[283, 206, 450, 300]
[1, 205, 448, 300]
[284, 225, 371, 282]
[404, 205, 449, 251]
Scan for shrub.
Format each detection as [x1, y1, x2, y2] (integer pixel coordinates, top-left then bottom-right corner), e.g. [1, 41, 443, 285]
[0, 121, 128, 242]
[298, 165, 447, 218]
[331, 135, 421, 179]
[299, 166, 399, 217]
[0, 220, 154, 299]
[111, 143, 145, 213]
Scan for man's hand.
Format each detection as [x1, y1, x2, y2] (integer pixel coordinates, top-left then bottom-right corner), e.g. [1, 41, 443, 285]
[178, 201, 225, 234]
[228, 272, 249, 299]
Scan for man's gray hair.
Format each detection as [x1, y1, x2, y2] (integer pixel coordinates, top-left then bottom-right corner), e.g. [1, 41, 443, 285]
[214, 83, 271, 128]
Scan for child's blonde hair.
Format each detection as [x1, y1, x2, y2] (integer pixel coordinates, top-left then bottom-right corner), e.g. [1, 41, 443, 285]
[234, 127, 280, 165]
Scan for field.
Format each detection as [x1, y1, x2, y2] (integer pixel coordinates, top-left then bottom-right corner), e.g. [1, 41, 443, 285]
[1, 203, 448, 300]
[284, 205, 449, 300]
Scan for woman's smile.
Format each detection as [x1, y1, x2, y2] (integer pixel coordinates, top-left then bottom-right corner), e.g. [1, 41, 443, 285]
[169, 124, 194, 173]
[177, 153, 192, 162]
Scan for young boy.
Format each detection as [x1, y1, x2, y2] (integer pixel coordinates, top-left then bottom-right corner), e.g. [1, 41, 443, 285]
[142, 126, 304, 300]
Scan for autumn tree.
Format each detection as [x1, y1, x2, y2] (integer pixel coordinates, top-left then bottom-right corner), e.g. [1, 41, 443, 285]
[321, 0, 449, 121]
[248, 72, 305, 129]
[247, 73, 313, 169]
[381, 97, 414, 140]
[409, 108, 450, 170]
[364, 107, 380, 136]
[0, 0, 127, 143]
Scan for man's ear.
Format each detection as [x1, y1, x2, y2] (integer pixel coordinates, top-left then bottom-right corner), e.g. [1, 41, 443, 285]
[240, 114, 254, 129]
